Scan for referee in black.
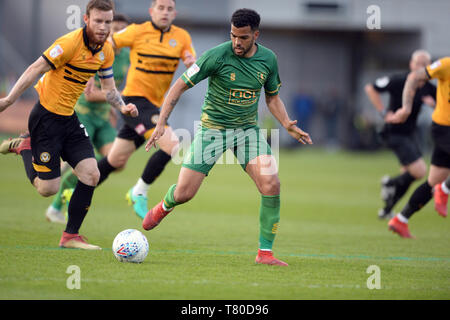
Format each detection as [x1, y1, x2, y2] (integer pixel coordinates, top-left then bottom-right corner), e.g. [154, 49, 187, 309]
[365, 50, 436, 219]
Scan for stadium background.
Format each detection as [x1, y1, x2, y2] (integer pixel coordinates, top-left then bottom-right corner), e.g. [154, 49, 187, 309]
[1, 0, 449, 149]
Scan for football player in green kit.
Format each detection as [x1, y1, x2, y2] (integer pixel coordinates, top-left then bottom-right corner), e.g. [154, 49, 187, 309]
[143, 8, 312, 266]
[45, 14, 131, 223]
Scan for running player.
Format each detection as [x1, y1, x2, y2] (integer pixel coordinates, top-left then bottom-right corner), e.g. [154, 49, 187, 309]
[365, 50, 436, 219]
[0, 0, 138, 249]
[44, 13, 131, 224]
[95, 0, 196, 219]
[385, 57, 450, 238]
[143, 9, 312, 266]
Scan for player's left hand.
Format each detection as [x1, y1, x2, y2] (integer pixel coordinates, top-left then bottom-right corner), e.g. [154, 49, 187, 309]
[286, 120, 313, 145]
[120, 103, 138, 117]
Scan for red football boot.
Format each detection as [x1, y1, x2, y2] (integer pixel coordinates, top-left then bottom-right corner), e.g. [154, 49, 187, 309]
[434, 183, 448, 218]
[59, 231, 101, 250]
[388, 216, 415, 239]
[255, 249, 288, 266]
[142, 200, 172, 231]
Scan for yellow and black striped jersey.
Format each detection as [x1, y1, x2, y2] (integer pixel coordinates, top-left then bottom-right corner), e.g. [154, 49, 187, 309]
[112, 21, 195, 107]
[426, 57, 450, 126]
[35, 27, 114, 116]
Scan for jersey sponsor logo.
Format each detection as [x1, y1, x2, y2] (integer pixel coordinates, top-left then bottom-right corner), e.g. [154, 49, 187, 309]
[169, 39, 177, 47]
[429, 60, 441, 70]
[228, 88, 259, 106]
[40, 152, 51, 163]
[186, 63, 200, 78]
[49, 44, 63, 58]
[375, 76, 390, 88]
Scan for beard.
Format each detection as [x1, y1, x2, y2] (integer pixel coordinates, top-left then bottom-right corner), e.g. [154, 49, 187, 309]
[233, 43, 252, 57]
[85, 25, 109, 46]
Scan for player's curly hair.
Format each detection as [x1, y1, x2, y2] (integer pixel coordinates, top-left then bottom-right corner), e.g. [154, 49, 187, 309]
[86, 0, 115, 16]
[231, 8, 261, 31]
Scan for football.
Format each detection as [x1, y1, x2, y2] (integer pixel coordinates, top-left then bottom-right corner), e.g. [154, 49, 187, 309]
[112, 229, 149, 263]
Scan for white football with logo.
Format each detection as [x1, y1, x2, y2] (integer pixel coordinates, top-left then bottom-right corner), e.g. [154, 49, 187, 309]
[112, 229, 149, 263]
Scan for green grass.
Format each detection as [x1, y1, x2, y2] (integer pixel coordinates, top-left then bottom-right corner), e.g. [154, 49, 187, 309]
[0, 145, 449, 300]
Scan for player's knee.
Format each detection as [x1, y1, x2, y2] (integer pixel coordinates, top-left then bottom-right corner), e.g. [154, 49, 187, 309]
[79, 167, 100, 187]
[108, 154, 128, 170]
[37, 184, 59, 197]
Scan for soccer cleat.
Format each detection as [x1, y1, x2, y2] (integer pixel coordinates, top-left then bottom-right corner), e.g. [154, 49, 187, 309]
[378, 208, 394, 220]
[126, 187, 148, 219]
[433, 183, 448, 218]
[388, 216, 415, 239]
[255, 249, 288, 266]
[0, 133, 30, 155]
[142, 200, 172, 231]
[59, 232, 102, 250]
[45, 205, 66, 224]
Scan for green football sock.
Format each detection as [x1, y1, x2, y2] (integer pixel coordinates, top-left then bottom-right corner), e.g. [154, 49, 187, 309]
[163, 184, 179, 210]
[51, 170, 78, 210]
[259, 194, 281, 250]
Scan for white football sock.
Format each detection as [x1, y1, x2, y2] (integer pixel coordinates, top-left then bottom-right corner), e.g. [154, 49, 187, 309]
[397, 213, 409, 224]
[133, 178, 149, 196]
[441, 181, 450, 194]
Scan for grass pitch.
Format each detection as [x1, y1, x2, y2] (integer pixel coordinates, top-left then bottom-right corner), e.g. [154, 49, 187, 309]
[0, 144, 449, 300]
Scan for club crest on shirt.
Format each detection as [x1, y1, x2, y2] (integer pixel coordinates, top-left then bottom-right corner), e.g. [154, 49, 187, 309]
[99, 52, 105, 61]
[40, 152, 51, 163]
[230, 73, 236, 81]
[169, 39, 177, 47]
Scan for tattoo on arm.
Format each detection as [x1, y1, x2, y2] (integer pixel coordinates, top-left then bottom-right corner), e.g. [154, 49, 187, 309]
[105, 88, 125, 110]
[402, 71, 423, 113]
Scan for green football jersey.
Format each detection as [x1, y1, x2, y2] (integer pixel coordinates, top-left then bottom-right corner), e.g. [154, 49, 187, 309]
[76, 48, 130, 120]
[181, 41, 281, 129]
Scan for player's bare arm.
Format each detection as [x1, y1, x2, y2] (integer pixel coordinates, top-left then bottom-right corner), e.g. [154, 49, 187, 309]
[100, 76, 138, 117]
[265, 94, 313, 145]
[364, 84, 386, 113]
[182, 51, 196, 68]
[145, 78, 189, 151]
[0, 56, 51, 113]
[385, 68, 428, 124]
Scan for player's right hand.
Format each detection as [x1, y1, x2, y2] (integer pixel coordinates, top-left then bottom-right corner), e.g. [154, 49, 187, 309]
[0, 97, 13, 113]
[145, 124, 165, 151]
[120, 103, 138, 117]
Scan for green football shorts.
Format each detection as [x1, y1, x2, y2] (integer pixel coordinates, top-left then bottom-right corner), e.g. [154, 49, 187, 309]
[76, 112, 116, 151]
[182, 125, 272, 175]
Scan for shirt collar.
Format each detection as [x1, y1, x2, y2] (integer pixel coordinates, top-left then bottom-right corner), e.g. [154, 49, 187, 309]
[83, 26, 104, 55]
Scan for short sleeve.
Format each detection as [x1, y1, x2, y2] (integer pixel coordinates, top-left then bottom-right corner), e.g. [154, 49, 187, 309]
[181, 49, 219, 88]
[372, 76, 393, 93]
[426, 57, 450, 80]
[112, 23, 137, 49]
[264, 54, 281, 96]
[42, 35, 75, 70]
